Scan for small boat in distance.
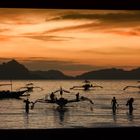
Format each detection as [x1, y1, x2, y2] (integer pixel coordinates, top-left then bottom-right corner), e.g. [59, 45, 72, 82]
[0, 82, 29, 99]
[17, 83, 43, 92]
[70, 80, 103, 91]
[123, 85, 140, 91]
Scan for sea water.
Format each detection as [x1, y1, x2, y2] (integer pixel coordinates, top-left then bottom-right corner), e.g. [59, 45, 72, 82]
[0, 80, 140, 129]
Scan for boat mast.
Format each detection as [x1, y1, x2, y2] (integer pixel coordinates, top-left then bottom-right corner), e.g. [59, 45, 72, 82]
[10, 80, 12, 91]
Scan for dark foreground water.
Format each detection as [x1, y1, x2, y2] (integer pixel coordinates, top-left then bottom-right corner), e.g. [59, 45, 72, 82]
[0, 80, 140, 129]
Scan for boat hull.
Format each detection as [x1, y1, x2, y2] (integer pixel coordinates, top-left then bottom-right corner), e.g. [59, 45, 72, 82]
[0, 90, 28, 99]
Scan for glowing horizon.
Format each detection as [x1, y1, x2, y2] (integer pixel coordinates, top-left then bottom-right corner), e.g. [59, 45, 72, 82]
[0, 8, 140, 75]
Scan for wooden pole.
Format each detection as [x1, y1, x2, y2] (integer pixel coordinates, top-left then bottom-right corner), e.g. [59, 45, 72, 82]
[10, 79, 12, 91]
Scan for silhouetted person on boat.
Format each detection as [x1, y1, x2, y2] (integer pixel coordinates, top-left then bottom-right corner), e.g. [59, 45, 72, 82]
[60, 88, 63, 97]
[82, 84, 91, 90]
[50, 92, 55, 102]
[111, 97, 118, 113]
[126, 98, 134, 114]
[24, 99, 31, 114]
[76, 92, 80, 101]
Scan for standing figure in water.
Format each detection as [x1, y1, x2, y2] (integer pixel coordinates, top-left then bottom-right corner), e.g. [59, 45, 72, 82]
[126, 98, 134, 114]
[111, 97, 118, 113]
[24, 99, 31, 114]
[76, 92, 80, 101]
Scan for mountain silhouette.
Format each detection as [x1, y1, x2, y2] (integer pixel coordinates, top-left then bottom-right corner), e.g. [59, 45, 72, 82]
[0, 59, 30, 79]
[0, 59, 140, 79]
[128, 67, 140, 79]
[31, 70, 73, 79]
[76, 68, 140, 79]
[0, 60, 72, 79]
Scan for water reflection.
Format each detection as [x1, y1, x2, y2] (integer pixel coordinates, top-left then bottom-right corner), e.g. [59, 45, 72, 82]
[127, 111, 134, 122]
[23, 113, 29, 128]
[53, 107, 69, 125]
[58, 108, 67, 123]
[112, 111, 117, 122]
[1, 80, 140, 129]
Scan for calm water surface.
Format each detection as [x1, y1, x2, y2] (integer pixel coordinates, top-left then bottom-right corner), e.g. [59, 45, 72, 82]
[0, 80, 140, 129]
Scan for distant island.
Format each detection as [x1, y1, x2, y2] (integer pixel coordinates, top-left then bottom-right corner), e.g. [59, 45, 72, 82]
[0, 59, 140, 79]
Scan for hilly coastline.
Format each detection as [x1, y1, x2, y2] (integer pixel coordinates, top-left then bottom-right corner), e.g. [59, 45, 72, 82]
[0, 59, 140, 79]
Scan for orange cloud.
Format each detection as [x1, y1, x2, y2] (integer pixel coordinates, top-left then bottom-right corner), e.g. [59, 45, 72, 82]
[0, 36, 10, 41]
[105, 28, 140, 36]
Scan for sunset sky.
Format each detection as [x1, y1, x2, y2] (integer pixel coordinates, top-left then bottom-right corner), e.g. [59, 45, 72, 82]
[0, 8, 140, 75]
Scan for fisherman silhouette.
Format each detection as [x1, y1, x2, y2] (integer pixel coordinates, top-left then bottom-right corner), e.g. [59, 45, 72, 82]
[24, 98, 31, 114]
[50, 92, 55, 102]
[82, 84, 90, 90]
[111, 97, 118, 113]
[76, 92, 80, 101]
[126, 98, 134, 114]
[60, 88, 63, 97]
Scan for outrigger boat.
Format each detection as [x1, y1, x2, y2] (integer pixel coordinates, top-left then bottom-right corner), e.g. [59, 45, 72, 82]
[123, 81, 140, 91]
[123, 85, 140, 91]
[17, 83, 43, 92]
[70, 80, 103, 91]
[0, 82, 32, 99]
[31, 87, 94, 110]
[0, 89, 29, 99]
